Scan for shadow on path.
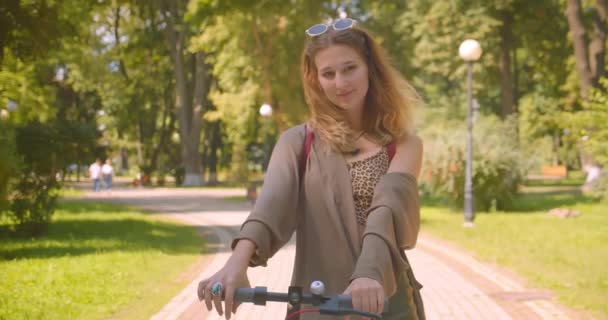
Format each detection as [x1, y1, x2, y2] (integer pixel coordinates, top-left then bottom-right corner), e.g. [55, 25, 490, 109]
[1, 200, 243, 261]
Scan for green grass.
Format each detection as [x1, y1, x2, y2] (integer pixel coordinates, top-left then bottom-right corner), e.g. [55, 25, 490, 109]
[0, 201, 204, 320]
[421, 189, 608, 319]
[57, 186, 85, 198]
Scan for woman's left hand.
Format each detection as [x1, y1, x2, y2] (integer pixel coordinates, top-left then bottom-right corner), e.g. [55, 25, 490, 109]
[343, 277, 384, 318]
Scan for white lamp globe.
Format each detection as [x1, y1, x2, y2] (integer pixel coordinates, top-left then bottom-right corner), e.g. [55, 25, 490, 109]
[459, 39, 482, 61]
[259, 103, 273, 117]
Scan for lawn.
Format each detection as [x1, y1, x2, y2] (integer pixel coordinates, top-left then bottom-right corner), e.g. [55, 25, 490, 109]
[421, 184, 608, 319]
[0, 201, 205, 320]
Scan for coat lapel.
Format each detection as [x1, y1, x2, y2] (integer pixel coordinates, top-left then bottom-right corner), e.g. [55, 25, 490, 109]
[309, 137, 362, 257]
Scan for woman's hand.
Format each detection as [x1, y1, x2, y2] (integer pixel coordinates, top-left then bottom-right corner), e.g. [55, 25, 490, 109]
[197, 239, 256, 319]
[343, 277, 384, 319]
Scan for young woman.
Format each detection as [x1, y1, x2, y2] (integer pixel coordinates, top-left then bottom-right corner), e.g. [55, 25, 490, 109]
[198, 18, 425, 320]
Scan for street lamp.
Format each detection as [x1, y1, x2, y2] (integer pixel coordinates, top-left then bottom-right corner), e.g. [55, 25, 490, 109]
[55, 66, 66, 82]
[459, 39, 482, 227]
[259, 103, 273, 117]
[259, 103, 273, 173]
[246, 103, 274, 204]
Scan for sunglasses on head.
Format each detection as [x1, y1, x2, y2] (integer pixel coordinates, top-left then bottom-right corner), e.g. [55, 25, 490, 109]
[305, 18, 357, 37]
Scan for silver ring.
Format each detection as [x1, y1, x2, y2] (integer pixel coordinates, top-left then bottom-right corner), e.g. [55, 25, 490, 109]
[211, 282, 223, 297]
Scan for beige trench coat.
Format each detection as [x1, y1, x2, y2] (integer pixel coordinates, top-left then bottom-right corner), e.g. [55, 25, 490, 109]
[234, 124, 424, 319]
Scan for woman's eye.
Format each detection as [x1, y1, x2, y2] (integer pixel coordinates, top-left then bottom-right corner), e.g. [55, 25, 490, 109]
[322, 71, 335, 79]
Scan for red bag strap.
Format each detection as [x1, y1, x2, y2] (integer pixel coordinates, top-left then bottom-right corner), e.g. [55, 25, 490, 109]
[300, 125, 314, 178]
[300, 125, 396, 178]
[387, 141, 397, 162]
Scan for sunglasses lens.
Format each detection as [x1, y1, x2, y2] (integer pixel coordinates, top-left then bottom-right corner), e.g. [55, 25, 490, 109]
[306, 24, 328, 36]
[333, 18, 354, 30]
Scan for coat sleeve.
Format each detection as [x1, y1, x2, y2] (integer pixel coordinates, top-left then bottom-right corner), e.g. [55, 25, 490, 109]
[350, 172, 420, 295]
[231, 125, 304, 267]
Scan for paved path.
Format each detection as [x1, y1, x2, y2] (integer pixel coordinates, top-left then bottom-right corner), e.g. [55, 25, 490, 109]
[82, 188, 582, 320]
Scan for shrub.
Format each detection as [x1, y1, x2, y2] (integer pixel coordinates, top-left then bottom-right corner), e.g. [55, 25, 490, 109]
[7, 122, 63, 236]
[420, 115, 527, 211]
[586, 172, 608, 202]
[0, 122, 18, 214]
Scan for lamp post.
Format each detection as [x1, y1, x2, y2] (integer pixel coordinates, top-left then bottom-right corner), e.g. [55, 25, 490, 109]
[459, 39, 482, 227]
[245, 103, 273, 204]
[259, 103, 273, 173]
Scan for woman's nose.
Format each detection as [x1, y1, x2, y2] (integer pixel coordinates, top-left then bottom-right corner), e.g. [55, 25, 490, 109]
[335, 72, 349, 89]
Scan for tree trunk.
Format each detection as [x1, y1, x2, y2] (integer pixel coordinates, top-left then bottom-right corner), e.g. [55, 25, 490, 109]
[180, 52, 209, 186]
[566, 0, 594, 98]
[512, 46, 519, 108]
[589, 0, 607, 87]
[552, 132, 560, 165]
[566, 0, 606, 171]
[499, 10, 515, 118]
[207, 121, 221, 186]
[164, 1, 207, 186]
[252, 18, 287, 132]
[120, 148, 128, 174]
[150, 98, 171, 171]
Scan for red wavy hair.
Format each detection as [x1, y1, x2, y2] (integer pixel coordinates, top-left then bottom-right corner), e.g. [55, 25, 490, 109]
[301, 24, 421, 152]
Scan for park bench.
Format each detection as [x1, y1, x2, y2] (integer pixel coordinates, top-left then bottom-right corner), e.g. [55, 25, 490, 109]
[541, 165, 567, 178]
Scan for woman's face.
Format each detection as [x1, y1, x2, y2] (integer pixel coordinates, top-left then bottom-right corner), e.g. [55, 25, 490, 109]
[314, 44, 369, 112]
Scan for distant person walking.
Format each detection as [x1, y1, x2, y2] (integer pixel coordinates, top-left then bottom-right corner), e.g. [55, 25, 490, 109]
[89, 158, 102, 192]
[101, 159, 114, 190]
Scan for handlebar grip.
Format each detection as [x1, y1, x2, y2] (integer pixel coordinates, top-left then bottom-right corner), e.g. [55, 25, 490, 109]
[233, 287, 389, 315]
[234, 287, 276, 305]
[335, 294, 390, 313]
[234, 288, 255, 303]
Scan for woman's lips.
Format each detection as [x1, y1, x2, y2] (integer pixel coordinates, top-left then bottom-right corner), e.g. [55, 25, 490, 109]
[337, 90, 354, 98]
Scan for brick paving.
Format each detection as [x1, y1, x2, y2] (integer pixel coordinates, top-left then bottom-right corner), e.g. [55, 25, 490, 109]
[82, 188, 584, 320]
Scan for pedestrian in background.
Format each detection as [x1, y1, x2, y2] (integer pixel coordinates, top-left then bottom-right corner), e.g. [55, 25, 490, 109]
[101, 159, 114, 190]
[89, 158, 102, 192]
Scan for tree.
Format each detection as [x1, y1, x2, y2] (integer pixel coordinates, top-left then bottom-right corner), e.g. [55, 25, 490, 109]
[189, 1, 328, 182]
[395, 1, 502, 116]
[0, 121, 17, 213]
[0, 1, 64, 65]
[156, 0, 213, 186]
[568, 78, 608, 166]
[8, 122, 67, 236]
[565, 0, 607, 99]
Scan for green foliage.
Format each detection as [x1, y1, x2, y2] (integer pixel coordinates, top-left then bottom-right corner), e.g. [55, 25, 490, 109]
[587, 174, 608, 202]
[564, 77, 608, 201]
[568, 78, 608, 167]
[7, 123, 63, 236]
[0, 123, 18, 213]
[0, 0, 601, 188]
[396, 1, 501, 114]
[0, 52, 55, 124]
[421, 115, 526, 211]
[518, 90, 580, 169]
[190, 2, 327, 182]
[0, 1, 67, 64]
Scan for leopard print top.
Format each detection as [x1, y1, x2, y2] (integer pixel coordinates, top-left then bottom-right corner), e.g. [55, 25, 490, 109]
[347, 147, 390, 225]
